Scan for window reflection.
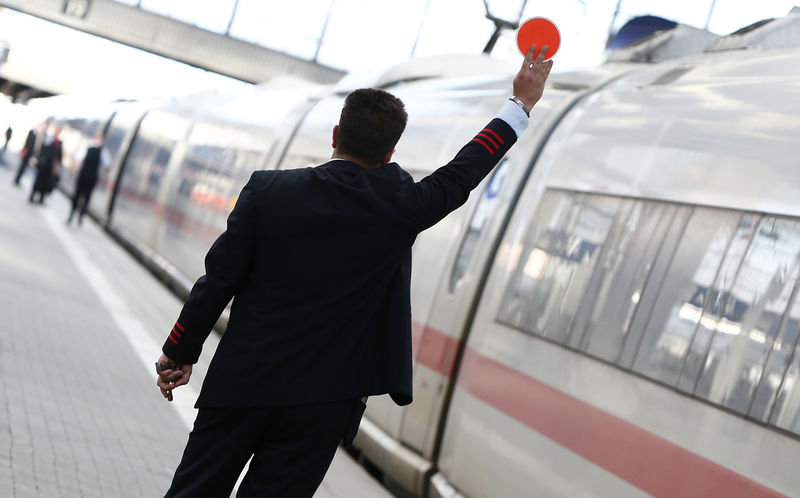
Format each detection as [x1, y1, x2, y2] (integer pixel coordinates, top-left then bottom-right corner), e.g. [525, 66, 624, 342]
[694, 218, 800, 414]
[631, 209, 743, 386]
[498, 191, 618, 344]
[579, 201, 678, 363]
[752, 285, 800, 422]
[771, 328, 800, 432]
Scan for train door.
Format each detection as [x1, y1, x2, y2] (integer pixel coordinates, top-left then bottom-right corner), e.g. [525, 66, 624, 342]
[395, 88, 586, 464]
[95, 103, 151, 223]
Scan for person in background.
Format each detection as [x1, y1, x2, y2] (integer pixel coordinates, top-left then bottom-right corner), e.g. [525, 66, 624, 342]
[28, 124, 62, 204]
[3, 126, 11, 152]
[13, 128, 36, 186]
[155, 45, 552, 498]
[67, 134, 111, 226]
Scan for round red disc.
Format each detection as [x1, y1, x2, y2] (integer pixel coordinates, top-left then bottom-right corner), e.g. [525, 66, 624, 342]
[516, 17, 560, 60]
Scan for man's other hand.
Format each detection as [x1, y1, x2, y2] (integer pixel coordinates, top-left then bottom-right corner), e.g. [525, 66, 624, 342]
[156, 354, 193, 400]
[513, 44, 554, 112]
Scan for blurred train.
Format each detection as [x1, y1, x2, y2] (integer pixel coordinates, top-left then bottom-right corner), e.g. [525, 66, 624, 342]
[37, 11, 800, 497]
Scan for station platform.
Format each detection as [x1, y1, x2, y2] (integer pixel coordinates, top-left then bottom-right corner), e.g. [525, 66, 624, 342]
[0, 153, 394, 498]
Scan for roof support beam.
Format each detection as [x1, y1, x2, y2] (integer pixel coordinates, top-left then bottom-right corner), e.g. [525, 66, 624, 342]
[0, 0, 345, 84]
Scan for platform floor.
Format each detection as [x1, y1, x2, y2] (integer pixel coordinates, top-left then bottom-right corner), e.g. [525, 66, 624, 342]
[0, 155, 393, 498]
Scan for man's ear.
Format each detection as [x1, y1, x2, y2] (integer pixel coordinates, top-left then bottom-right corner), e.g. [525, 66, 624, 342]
[332, 125, 339, 149]
[381, 148, 395, 166]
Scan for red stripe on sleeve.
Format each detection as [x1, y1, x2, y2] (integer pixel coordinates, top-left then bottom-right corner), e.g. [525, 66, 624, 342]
[171, 327, 182, 338]
[477, 133, 498, 149]
[483, 128, 503, 144]
[175, 321, 185, 332]
[169, 334, 179, 344]
[472, 138, 495, 155]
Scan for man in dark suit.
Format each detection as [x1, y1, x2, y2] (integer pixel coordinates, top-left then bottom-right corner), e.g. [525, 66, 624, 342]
[13, 128, 36, 186]
[29, 125, 62, 204]
[67, 134, 109, 226]
[156, 46, 552, 497]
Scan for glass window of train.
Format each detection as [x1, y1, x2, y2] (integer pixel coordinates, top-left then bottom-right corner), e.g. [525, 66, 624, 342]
[122, 137, 156, 190]
[630, 209, 744, 386]
[769, 330, 800, 434]
[448, 158, 510, 293]
[85, 119, 102, 137]
[693, 217, 800, 415]
[496, 191, 620, 344]
[104, 124, 127, 160]
[575, 200, 678, 363]
[753, 280, 800, 424]
[123, 133, 173, 202]
[669, 214, 759, 393]
[497, 190, 574, 335]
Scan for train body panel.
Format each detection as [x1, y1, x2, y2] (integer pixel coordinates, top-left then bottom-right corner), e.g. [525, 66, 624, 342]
[543, 48, 800, 216]
[436, 388, 647, 498]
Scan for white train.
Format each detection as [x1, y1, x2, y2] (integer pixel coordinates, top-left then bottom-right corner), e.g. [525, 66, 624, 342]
[42, 11, 800, 497]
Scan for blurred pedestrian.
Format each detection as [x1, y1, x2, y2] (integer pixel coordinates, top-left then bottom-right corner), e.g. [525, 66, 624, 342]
[155, 46, 552, 497]
[67, 134, 110, 225]
[13, 128, 36, 185]
[3, 126, 11, 151]
[29, 125, 62, 204]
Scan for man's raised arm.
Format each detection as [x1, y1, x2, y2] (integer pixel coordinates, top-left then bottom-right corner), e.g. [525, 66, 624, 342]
[412, 44, 554, 231]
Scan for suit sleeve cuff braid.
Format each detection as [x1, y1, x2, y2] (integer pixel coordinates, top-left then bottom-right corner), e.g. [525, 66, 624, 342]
[498, 101, 530, 138]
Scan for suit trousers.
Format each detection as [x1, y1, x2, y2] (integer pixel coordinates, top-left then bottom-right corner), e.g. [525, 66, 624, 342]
[164, 399, 358, 498]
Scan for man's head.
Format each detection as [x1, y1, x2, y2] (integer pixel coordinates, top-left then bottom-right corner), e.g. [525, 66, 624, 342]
[333, 88, 407, 168]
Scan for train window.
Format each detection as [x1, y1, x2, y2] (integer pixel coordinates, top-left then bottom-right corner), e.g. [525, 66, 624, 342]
[693, 217, 800, 415]
[118, 132, 175, 205]
[449, 158, 510, 293]
[770, 303, 800, 434]
[575, 200, 679, 363]
[752, 285, 800, 424]
[104, 124, 127, 161]
[497, 191, 619, 344]
[497, 189, 800, 434]
[497, 190, 574, 337]
[630, 209, 745, 387]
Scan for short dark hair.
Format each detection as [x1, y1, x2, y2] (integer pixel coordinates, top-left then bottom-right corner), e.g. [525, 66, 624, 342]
[337, 88, 407, 165]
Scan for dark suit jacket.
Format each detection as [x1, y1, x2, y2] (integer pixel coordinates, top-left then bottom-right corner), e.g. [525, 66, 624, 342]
[77, 146, 102, 190]
[22, 130, 36, 159]
[162, 118, 517, 408]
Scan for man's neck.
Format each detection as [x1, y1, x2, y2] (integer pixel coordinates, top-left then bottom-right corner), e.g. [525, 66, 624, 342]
[330, 151, 381, 170]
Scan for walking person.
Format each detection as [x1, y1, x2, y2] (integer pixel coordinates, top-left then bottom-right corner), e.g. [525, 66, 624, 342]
[3, 126, 11, 152]
[67, 134, 110, 225]
[13, 128, 36, 186]
[28, 125, 62, 204]
[155, 46, 552, 498]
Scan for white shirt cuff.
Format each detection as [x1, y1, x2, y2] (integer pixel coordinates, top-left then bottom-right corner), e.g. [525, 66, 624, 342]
[498, 100, 529, 138]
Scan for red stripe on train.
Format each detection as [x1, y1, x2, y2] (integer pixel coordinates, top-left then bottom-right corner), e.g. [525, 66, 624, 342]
[414, 325, 459, 378]
[411, 322, 784, 497]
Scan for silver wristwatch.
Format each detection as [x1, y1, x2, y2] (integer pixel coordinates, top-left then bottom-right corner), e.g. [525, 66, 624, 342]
[509, 96, 530, 117]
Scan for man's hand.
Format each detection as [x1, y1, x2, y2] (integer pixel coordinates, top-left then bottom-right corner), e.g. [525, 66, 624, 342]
[513, 44, 554, 112]
[156, 354, 192, 401]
